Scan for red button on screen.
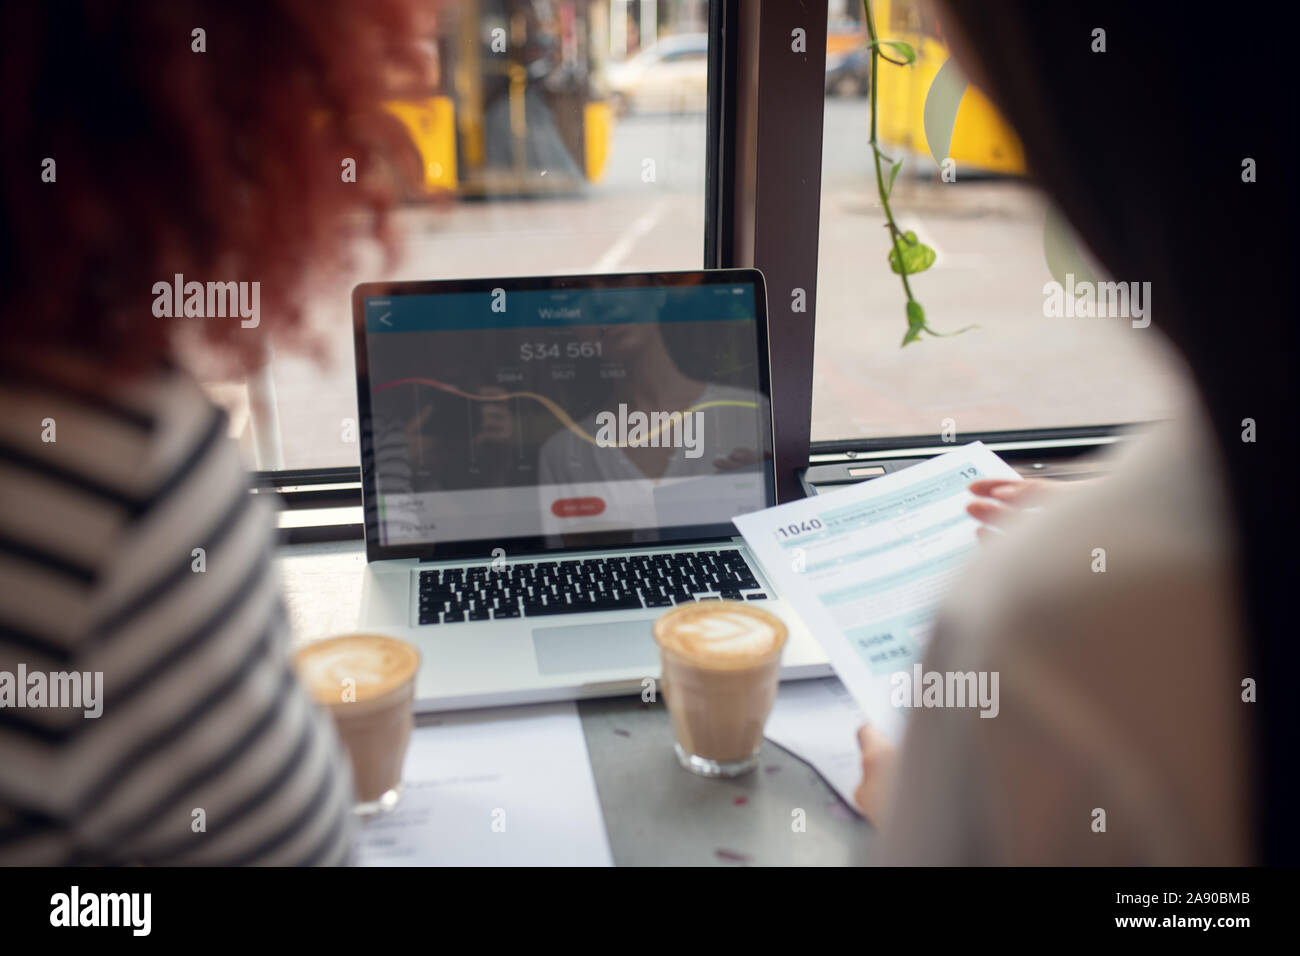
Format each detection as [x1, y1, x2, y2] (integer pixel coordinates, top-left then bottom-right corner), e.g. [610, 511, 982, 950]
[551, 497, 606, 518]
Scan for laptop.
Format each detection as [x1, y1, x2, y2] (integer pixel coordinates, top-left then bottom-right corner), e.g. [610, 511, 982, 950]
[351, 269, 830, 713]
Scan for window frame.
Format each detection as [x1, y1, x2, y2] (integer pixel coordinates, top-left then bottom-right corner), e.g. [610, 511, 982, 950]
[262, 0, 1141, 537]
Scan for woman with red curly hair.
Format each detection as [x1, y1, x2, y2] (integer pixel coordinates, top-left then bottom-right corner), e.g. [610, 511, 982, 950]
[0, 1, 426, 864]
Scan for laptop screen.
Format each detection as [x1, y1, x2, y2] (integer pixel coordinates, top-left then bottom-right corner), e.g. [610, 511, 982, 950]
[353, 271, 775, 559]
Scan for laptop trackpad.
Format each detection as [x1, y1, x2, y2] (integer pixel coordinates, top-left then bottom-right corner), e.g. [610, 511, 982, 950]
[532, 619, 660, 675]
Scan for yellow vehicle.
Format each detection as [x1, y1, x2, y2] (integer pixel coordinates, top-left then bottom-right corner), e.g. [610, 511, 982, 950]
[381, 95, 459, 197]
[873, 0, 1025, 175]
[378, 0, 612, 199]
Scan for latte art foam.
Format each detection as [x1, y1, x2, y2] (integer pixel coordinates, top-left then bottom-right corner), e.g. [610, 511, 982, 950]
[654, 603, 786, 668]
[294, 634, 419, 704]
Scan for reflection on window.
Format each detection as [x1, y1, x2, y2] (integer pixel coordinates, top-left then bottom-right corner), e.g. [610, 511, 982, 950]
[200, 0, 712, 471]
[813, 0, 1188, 442]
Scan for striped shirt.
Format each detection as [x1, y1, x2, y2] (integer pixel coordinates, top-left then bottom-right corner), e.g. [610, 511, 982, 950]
[0, 355, 355, 865]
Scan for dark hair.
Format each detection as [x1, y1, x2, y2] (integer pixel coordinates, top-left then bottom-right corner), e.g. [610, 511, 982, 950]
[0, 0, 427, 377]
[939, 0, 1298, 863]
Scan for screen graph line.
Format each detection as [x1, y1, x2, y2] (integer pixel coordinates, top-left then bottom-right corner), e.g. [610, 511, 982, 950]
[374, 376, 757, 447]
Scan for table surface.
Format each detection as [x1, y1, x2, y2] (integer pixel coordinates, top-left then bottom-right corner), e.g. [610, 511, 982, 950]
[277, 539, 875, 865]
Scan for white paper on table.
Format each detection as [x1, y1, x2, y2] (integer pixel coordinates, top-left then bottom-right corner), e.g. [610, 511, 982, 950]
[355, 701, 613, 866]
[764, 677, 869, 814]
[735, 443, 1019, 743]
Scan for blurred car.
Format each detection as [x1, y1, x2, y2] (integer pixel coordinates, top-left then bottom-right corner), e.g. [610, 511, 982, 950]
[825, 46, 870, 97]
[607, 33, 708, 115]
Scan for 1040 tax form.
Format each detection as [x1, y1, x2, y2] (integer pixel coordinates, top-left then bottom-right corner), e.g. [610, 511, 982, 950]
[735, 443, 1019, 742]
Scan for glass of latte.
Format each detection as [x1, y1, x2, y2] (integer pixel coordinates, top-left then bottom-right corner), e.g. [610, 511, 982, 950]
[652, 601, 788, 778]
[292, 633, 420, 818]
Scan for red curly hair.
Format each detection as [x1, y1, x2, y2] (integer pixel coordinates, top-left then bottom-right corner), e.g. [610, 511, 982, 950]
[0, 0, 428, 376]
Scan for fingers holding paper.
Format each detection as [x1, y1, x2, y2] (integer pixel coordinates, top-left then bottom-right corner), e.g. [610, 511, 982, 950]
[853, 723, 898, 825]
[967, 477, 1067, 541]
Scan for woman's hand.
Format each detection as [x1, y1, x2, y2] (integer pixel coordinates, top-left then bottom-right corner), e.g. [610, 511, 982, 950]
[854, 724, 897, 824]
[966, 477, 1062, 543]
[472, 386, 515, 445]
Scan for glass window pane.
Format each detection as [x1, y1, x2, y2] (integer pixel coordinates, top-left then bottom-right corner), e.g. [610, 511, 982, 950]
[201, 0, 712, 471]
[814, 0, 1190, 443]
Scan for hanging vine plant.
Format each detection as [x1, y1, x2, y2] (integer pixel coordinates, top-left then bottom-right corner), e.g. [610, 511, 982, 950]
[863, 0, 974, 345]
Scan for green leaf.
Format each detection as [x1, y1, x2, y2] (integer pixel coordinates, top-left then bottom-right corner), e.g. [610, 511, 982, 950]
[902, 300, 925, 346]
[872, 40, 916, 64]
[888, 230, 936, 275]
[886, 159, 903, 199]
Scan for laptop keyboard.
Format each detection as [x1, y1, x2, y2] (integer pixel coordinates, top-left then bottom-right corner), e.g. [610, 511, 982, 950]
[416, 549, 768, 625]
